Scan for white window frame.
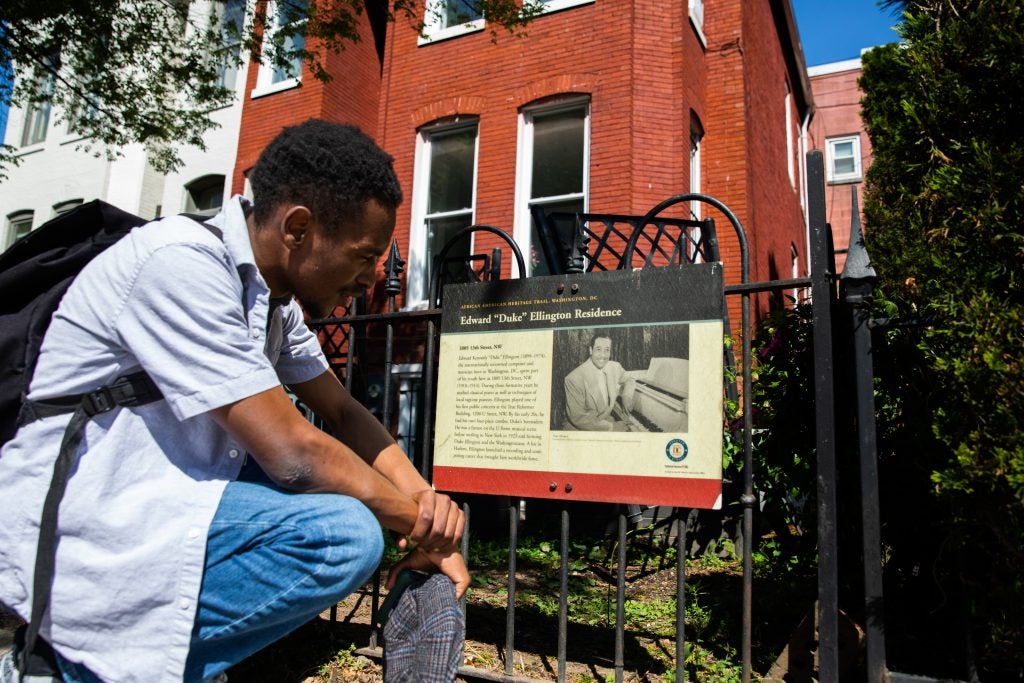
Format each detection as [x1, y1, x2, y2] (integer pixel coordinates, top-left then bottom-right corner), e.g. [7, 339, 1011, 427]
[513, 97, 590, 277]
[522, 0, 595, 16]
[790, 243, 800, 304]
[252, 0, 305, 98]
[690, 119, 703, 220]
[407, 119, 480, 307]
[785, 81, 795, 187]
[418, 0, 485, 45]
[688, 0, 706, 46]
[6, 210, 34, 248]
[826, 135, 863, 183]
[689, 120, 704, 262]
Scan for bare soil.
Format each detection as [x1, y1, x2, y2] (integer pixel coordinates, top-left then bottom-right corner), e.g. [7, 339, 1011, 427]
[227, 561, 748, 683]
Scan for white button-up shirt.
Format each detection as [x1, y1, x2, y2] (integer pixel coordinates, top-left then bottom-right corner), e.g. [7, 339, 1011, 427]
[0, 196, 328, 682]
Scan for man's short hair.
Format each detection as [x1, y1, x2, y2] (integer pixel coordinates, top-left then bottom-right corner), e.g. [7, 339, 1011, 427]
[589, 332, 612, 349]
[249, 119, 403, 234]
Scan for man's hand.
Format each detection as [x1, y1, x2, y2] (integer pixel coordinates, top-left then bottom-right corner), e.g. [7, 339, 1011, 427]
[387, 546, 470, 600]
[398, 489, 465, 552]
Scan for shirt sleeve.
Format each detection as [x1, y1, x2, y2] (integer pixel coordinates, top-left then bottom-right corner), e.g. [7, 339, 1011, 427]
[113, 242, 282, 421]
[275, 299, 330, 386]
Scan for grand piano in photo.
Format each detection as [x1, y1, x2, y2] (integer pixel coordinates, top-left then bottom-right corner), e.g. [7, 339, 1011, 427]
[614, 357, 689, 433]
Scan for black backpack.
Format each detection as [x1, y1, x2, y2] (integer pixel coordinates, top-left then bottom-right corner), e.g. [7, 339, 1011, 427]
[0, 199, 210, 679]
[0, 200, 152, 444]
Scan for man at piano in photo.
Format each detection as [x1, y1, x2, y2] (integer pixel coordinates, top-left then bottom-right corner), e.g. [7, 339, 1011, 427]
[562, 332, 637, 431]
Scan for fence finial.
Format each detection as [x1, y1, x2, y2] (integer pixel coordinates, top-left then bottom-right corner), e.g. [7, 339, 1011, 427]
[840, 188, 877, 288]
[384, 239, 406, 296]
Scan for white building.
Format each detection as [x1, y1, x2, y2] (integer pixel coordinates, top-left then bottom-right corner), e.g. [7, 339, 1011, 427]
[0, 0, 249, 248]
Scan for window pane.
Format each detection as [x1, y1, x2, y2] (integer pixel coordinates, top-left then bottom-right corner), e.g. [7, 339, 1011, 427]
[186, 176, 226, 214]
[833, 156, 856, 176]
[7, 213, 33, 247]
[216, 0, 245, 90]
[271, 0, 306, 83]
[443, 0, 482, 27]
[14, 221, 31, 241]
[834, 140, 853, 157]
[529, 198, 584, 276]
[275, 0, 307, 28]
[21, 66, 55, 147]
[424, 214, 473, 297]
[532, 108, 585, 199]
[21, 102, 51, 146]
[428, 128, 475, 214]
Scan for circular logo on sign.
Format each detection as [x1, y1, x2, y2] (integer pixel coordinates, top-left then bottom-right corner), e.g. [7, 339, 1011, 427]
[665, 439, 688, 462]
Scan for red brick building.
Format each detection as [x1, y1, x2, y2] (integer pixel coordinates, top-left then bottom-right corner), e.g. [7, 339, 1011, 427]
[232, 0, 814, 316]
[807, 55, 872, 273]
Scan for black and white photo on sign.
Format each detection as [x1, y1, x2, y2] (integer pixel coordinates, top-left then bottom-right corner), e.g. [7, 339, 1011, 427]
[550, 324, 690, 433]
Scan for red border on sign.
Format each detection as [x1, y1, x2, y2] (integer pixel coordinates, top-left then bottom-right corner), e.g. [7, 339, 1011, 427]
[434, 466, 721, 509]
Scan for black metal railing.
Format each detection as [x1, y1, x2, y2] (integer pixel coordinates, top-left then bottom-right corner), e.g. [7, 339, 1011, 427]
[305, 173, 844, 682]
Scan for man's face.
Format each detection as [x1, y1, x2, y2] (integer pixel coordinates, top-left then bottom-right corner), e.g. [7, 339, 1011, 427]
[290, 199, 395, 318]
[589, 337, 612, 370]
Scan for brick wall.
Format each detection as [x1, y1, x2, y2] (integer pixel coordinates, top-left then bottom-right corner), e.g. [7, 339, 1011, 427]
[701, 0, 810, 320]
[378, 0, 709, 304]
[231, 4, 383, 195]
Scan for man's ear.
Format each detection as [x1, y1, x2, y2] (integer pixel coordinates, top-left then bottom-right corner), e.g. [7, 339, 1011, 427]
[281, 206, 313, 250]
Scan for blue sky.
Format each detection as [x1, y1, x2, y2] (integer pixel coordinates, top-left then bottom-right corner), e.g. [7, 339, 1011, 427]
[792, 0, 903, 67]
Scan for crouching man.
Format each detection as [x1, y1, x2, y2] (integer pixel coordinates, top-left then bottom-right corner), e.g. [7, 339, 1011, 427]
[0, 119, 467, 683]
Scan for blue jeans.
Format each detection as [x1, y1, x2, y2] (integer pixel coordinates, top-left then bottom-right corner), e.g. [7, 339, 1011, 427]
[57, 479, 384, 682]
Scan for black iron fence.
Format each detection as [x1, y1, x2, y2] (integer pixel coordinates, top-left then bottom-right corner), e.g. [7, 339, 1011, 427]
[303, 150, 950, 682]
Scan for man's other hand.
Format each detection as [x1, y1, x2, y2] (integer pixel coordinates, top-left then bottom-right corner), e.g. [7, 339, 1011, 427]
[398, 489, 465, 552]
[387, 547, 470, 600]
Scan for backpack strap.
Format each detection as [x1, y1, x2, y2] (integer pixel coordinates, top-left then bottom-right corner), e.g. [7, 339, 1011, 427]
[18, 371, 162, 426]
[17, 370, 163, 680]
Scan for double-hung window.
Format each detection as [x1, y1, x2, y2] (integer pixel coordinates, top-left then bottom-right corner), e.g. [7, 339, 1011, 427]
[517, 99, 589, 276]
[826, 135, 863, 183]
[214, 0, 246, 91]
[420, 0, 484, 43]
[20, 57, 57, 147]
[409, 121, 479, 305]
[254, 0, 306, 96]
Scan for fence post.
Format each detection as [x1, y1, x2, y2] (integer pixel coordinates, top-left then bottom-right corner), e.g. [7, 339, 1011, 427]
[839, 191, 886, 682]
[807, 150, 840, 682]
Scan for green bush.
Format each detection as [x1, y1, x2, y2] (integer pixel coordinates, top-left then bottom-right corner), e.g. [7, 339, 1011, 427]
[861, 1, 1024, 675]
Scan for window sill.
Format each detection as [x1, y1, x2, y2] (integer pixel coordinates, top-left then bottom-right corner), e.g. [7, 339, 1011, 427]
[250, 77, 301, 99]
[526, 0, 595, 16]
[828, 176, 863, 185]
[418, 20, 485, 45]
[15, 143, 45, 157]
